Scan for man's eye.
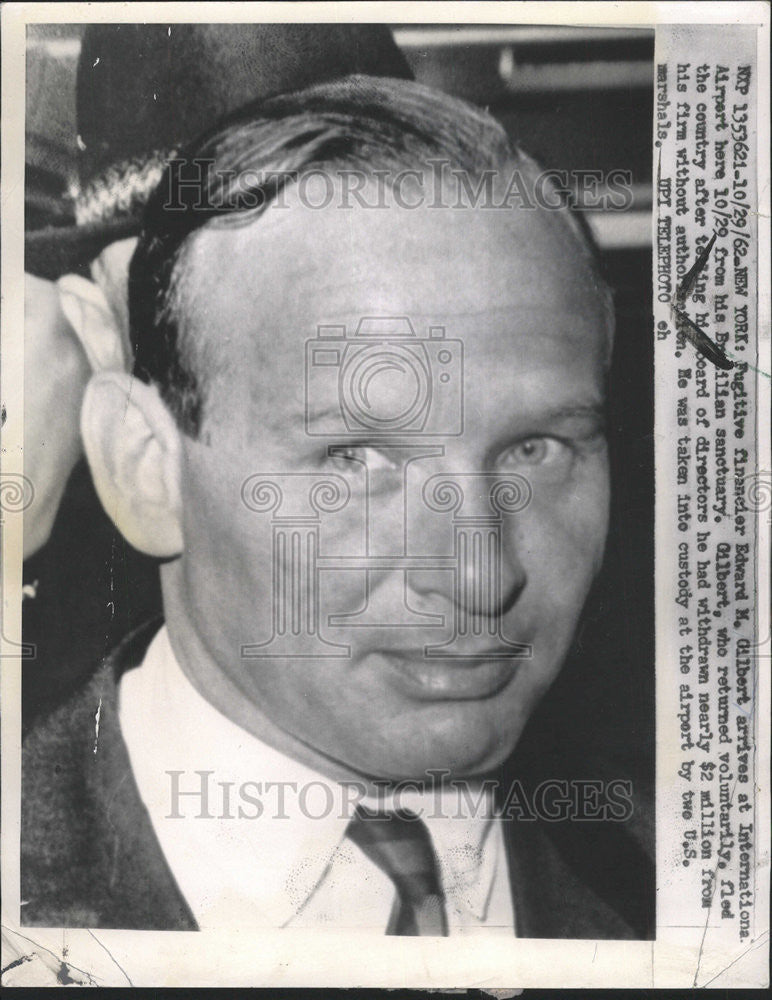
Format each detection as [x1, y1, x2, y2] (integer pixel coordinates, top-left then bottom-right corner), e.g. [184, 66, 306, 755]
[501, 436, 569, 467]
[327, 445, 397, 474]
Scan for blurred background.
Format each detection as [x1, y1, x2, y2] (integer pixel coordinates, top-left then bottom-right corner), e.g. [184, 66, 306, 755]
[24, 23, 655, 827]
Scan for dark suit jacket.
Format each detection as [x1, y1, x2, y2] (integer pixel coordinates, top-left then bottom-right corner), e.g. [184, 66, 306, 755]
[21, 620, 653, 937]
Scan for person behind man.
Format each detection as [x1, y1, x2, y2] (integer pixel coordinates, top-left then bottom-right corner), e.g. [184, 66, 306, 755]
[22, 75, 652, 938]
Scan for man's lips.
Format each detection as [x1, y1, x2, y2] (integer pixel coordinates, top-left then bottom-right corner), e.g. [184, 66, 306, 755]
[369, 648, 523, 701]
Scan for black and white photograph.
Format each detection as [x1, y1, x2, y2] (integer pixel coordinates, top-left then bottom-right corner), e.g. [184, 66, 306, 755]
[1, 2, 768, 989]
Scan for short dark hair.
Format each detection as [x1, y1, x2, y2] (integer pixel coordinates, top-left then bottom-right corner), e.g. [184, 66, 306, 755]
[129, 75, 611, 437]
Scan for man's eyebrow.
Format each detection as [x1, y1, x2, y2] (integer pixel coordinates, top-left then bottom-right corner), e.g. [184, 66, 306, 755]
[529, 402, 606, 424]
[299, 403, 607, 432]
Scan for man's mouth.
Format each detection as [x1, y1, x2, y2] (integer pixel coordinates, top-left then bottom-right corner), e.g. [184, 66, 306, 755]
[370, 648, 523, 701]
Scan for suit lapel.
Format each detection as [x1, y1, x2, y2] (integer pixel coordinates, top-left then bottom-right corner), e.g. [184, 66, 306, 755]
[87, 620, 198, 930]
[22, 619, 196, 930]
[503, 816, 638, 939]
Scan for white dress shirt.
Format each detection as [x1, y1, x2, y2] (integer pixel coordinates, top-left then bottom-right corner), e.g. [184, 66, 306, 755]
[119, 626, 516, 933]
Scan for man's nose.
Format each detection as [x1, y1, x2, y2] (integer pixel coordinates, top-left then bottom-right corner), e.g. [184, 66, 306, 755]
[407, 473, 528, 620]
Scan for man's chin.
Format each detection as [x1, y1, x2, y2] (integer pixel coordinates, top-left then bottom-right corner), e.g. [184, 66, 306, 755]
[353, 725, 522, 785]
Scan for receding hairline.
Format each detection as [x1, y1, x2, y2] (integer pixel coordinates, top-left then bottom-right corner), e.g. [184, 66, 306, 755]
[169, 162, 616, 341]
[164, 170, 615, 425]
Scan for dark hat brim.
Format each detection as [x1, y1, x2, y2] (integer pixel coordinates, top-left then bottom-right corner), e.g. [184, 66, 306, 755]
[25, 216, 141, 280]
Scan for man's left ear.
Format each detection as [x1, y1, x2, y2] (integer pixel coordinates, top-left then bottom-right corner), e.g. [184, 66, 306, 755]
[81, 371, 183, 557]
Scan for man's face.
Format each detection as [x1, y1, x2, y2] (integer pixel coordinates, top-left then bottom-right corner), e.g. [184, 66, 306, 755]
[163, 183, 611, 781]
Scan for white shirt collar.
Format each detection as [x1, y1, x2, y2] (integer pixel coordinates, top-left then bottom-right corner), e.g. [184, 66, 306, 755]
[118, 626, 514, 932]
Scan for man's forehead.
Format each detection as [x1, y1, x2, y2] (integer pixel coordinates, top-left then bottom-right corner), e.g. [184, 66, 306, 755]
[182, 189, 606, 340]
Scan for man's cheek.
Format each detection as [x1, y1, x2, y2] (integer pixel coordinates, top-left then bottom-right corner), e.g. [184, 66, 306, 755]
[523, 492, 608, 601]
[181, 490, 274, 615]
[551, 505, 609, 583]
[552, 465, 610, 568]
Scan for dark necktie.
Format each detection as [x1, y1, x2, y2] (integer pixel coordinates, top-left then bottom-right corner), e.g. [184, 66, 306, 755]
[346, 804, 449, 936]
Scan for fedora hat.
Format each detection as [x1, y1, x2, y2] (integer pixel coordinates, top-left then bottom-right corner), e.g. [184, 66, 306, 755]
[25, 23, 411, 279]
